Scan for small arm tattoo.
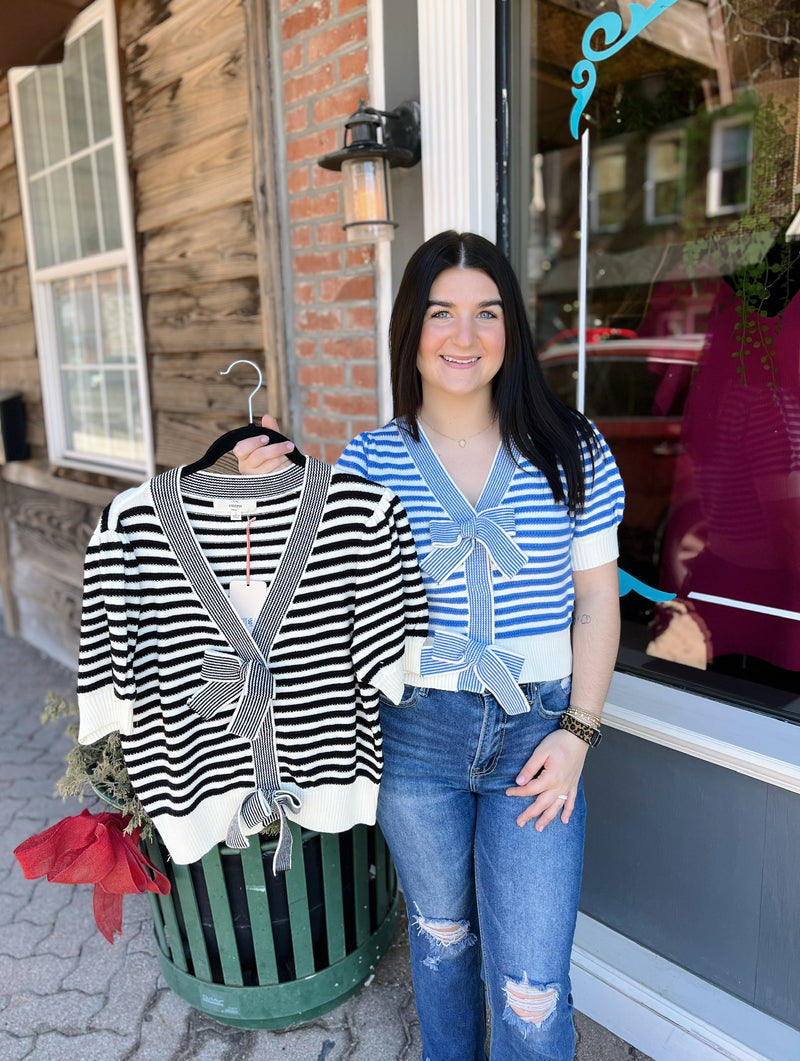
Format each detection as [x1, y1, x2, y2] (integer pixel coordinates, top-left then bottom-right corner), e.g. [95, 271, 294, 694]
[575, 613, 592, 625]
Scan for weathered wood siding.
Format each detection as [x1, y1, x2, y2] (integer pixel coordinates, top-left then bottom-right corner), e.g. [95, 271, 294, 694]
[120, 0, 275, 467]
[0, 0, 287, 664]
[0, 81, 43, 457]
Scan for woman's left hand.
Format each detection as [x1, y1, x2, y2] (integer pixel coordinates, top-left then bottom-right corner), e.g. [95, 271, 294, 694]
[505, 729, 589, 831]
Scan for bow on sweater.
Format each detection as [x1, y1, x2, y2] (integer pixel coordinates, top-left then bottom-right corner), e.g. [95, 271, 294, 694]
[419, 631, 530, 715]
[228, 786, 303, 873]
[189, 650, 274, 742]
[13, 809, 170, 944]
[189, 649, 304, 872]
[419, 507, 527, 584]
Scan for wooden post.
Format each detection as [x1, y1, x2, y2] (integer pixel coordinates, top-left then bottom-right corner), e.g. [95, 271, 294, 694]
[243, 0, 291, 432]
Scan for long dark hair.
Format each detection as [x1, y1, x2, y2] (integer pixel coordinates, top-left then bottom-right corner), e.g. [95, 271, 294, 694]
[390, 230, 597, 511]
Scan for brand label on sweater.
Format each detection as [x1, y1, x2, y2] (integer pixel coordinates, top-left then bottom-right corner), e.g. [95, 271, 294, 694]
[213, 498, 259, 521]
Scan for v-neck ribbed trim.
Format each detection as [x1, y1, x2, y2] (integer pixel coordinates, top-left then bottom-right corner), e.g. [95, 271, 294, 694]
[150, 461, 331, 663]
[398, 421, 518, 521]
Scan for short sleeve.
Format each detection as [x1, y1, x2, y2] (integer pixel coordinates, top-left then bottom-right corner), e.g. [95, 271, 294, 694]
[76, 508, 139, 744]
[571, 428, 625, 571]
[336, 434, 370, 478]
[351, 490, 428, 703]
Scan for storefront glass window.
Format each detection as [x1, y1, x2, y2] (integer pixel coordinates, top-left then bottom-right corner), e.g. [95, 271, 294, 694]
[510, 0, 800, 722]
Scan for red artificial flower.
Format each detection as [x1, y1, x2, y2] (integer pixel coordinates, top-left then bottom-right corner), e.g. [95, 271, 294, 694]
[14, 809, 170, 943]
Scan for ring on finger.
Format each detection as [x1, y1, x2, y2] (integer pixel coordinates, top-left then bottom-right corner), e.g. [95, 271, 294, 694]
[556, 794, 568, 801]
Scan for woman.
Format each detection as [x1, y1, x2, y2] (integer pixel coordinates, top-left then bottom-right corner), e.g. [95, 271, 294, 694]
[236, 231, 624, 1061]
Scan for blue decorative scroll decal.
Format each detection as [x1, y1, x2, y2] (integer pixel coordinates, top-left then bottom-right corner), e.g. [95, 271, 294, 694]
[618, 568, 676, 603]
[570, 0, 682, 139]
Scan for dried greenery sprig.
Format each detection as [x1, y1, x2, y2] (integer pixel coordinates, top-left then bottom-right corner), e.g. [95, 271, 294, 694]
[42, 692, 154, 841]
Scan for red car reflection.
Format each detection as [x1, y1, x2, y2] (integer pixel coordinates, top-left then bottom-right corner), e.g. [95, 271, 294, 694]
[538, 331, 704, 580]
[540, 309, 800, 675]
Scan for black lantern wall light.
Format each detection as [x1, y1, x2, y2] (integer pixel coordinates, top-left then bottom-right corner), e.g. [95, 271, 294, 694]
[318, 99, 421, 243]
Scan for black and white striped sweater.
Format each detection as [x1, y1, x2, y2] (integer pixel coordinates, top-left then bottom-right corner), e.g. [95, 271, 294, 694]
[77, 459, 428, 865]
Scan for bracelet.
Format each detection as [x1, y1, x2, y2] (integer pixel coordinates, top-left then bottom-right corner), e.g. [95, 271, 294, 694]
[565, 706, 602, 729]
[559, 712, 603, 748]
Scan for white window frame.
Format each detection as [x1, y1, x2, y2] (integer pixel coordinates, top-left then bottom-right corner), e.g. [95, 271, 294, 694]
[9, 0, 153, 479]
[645, 128, 686, 224]
[590, 143, 627, 233]
[706, 115, 753, 217]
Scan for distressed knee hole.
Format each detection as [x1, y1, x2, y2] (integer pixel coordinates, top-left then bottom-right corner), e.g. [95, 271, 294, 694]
[414, 916, 469, 946]
[411, 909, 477, 970]
[503, 976, 559, 1031]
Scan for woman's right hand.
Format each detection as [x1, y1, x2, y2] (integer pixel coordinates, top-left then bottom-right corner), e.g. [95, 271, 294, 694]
[234, 415, 297, 475]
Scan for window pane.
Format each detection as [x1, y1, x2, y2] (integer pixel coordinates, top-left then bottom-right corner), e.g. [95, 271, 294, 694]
[654, 180, 680, 218]
[84, 23, 112, 143]
[597, 189, 625, 228]
[652, 139, 682, 181]
[105, 369, 144, 459]
[72, 155, 101, 258]
[95, 144, 122, 250]
[49, 167, 78, 263]
[54, 268, 144, 464]
[596, 152, 625, 192]
[63, 39, 90, 154]
[720, 165, 748, 207]
[28, 176, 54, 268]
[720, 123, 750, 165]
[62, 367, 106, 453]
[39, 66, 67, 165]
[64, 366, 144, 463]
[516, 0, 800, 721]
[98, 270, 128, 363]
[53, 275, 98, 365]
[17, 74, 45, 175]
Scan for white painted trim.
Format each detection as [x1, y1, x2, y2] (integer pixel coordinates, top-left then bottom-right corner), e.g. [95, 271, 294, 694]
[576, 129, 588, 413]
[604, 671, 800, 793]
[367, 0, 393, 425]
[572, 914, 800, 1061]
[417, 0, 496, 239]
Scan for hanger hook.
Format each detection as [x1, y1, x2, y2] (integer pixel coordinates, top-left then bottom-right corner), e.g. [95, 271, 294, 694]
[220, 360, 263, 423]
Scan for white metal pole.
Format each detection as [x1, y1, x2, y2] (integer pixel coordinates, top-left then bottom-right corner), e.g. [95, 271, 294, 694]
[577, 127, 589, 414]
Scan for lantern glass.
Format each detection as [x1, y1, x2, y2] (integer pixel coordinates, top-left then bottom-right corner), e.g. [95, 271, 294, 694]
[341, 156, 395, 243]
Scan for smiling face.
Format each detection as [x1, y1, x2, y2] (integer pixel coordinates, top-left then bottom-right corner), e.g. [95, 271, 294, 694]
[416, 267, 506, 406]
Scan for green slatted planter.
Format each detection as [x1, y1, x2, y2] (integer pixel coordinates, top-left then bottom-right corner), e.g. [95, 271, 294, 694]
[140, 823, 399, 1030]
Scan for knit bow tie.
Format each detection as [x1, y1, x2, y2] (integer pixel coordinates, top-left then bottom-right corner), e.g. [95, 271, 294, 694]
[188, 650, 273, 743]
[227, 787, 303, 874]
[420, 507, 527, 584]
[419, 631, 530, 716]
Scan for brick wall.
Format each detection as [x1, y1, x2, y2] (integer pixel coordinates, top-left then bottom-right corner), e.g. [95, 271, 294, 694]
[279, 0, 381, 462]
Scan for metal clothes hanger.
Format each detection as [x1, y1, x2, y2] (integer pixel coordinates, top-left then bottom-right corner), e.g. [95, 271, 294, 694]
[181, 359, 305, 476]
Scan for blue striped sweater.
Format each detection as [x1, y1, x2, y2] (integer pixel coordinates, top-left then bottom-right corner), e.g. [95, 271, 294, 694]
[337, 420, 624, 705]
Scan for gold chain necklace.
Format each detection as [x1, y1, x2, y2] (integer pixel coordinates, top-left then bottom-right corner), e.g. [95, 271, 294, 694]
[418, 415, 497, 448]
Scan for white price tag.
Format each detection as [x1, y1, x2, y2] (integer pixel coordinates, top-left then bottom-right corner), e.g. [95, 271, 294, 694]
[229, 579, 267, 629]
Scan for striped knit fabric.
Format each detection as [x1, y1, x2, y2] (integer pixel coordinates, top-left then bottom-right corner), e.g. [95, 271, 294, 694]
[337, 420, 625, 689]
[76, 460, 428, 865]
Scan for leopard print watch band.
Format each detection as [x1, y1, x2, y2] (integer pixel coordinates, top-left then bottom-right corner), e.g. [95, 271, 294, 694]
[558, 711, 603, 748]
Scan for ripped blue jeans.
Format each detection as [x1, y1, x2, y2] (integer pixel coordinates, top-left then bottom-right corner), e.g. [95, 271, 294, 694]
[377, 680, 585, 1061]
